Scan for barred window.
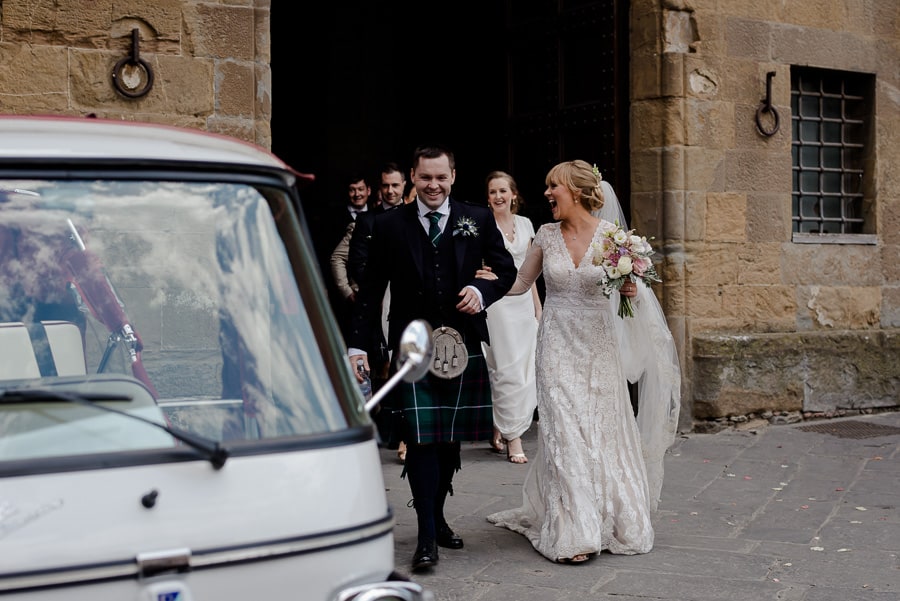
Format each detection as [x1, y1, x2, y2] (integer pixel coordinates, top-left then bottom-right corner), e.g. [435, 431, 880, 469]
[791, 67, 875, 244]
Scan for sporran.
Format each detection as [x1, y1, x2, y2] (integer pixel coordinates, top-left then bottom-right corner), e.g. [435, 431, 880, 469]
[429, 326, 468, 379]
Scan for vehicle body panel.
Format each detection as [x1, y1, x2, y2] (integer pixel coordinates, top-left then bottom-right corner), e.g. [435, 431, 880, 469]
[0, 116, 431, 601]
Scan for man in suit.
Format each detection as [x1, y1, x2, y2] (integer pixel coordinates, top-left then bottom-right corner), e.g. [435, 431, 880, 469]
[349, 145, 516, 572]
[324, 173, 371, 338]
[332, 162, 405, 400]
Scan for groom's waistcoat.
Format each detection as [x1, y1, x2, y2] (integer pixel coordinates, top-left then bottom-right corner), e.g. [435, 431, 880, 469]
[417, 223, 477, 344]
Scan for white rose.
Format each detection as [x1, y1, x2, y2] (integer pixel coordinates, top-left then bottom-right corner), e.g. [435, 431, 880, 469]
[617, 255, 633, 275]
[605, 264, 621, 279]
[599, 220, 618, 235]
[613, 229, 628, 245]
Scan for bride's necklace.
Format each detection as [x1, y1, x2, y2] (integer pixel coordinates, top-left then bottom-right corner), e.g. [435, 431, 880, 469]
[497, 218, 515, 240]
[562, 217, 596, 241]
[562, 223, 579, 241]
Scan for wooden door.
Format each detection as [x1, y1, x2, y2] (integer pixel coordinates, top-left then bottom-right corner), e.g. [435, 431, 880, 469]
[504, 0, 629, 226]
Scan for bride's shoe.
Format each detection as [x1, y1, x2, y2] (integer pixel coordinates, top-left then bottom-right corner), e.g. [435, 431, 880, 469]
[557, 553, 591, 564]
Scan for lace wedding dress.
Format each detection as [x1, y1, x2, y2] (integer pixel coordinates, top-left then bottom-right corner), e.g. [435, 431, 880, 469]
[486, 220, 656, 561]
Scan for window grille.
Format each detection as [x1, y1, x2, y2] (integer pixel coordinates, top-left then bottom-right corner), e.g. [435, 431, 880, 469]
[791, 68, 874, 242]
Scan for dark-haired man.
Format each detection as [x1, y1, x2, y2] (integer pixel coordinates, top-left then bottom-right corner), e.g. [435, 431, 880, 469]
[348, 145, 515, 572]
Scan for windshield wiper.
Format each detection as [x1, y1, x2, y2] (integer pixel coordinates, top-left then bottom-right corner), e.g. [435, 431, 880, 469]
[0, 388, 229, 469]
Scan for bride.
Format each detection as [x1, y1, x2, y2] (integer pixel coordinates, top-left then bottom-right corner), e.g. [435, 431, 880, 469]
[485, 160, 681, 564]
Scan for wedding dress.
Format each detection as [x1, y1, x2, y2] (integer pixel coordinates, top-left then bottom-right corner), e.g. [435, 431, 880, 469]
[486, 219, 656, 561]
[481, 214, 538, 442]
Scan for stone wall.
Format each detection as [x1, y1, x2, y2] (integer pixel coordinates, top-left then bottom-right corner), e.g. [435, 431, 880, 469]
[0, 0, 271, 147]
[2, 0, 897, 430]
[630, 0, 900, 427]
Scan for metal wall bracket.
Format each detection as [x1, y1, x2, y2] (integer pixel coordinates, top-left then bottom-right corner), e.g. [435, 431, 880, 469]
[111, 28, 154, 99]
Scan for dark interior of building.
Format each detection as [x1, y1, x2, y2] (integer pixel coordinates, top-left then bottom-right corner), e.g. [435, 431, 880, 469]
[271, 1, 627, 271]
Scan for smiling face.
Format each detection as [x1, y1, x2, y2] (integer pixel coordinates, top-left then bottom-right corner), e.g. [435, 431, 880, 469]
[487, 176, 515, 216]
[347, 179, 370, 209]
[411, 155, 455, 210]
[379, 170, 406, 207]
[544, 179, 576, 221]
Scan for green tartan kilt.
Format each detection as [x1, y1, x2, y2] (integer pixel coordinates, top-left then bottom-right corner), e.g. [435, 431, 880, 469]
[391, 350, 494, 444]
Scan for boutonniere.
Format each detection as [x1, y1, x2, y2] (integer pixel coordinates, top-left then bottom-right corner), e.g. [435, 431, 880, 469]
[453, 216, 479, 238]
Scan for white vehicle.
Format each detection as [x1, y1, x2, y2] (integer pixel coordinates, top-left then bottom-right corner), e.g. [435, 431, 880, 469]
[0, 115, 434, 601]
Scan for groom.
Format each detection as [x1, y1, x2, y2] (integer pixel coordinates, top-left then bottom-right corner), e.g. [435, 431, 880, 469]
[349, 144, 516, 571]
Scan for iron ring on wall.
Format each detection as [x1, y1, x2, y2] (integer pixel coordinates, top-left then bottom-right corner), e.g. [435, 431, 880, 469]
[112, 55, 154, 99]
[755, 103, 780, 136]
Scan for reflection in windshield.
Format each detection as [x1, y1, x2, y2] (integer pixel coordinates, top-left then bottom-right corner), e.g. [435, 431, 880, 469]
[0, 180, 346, 459]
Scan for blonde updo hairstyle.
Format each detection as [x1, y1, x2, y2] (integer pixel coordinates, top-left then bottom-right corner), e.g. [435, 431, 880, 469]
[485, 170, 524, 214]
[545, 159, 605, 212]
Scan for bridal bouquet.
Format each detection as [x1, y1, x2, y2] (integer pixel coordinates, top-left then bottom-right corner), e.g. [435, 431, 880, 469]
[591, 221, 661, 318]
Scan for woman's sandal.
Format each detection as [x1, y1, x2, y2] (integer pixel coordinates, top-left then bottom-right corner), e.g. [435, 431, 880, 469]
[506, 437, 528, 464]
[490, 431, 505, 454]
[557, 553, 591, 564]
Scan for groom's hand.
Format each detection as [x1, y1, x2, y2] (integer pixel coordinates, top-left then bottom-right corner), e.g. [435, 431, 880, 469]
[456, 287, 482, 314]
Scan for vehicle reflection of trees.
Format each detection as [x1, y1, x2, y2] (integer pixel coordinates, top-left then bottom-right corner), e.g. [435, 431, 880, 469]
[0, 190, 156, 396]
[176, 189, 342, 442]
[216, 192, 309, 441]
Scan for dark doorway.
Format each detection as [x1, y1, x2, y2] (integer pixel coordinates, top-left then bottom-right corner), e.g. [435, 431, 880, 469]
[271, 1, 629, 266]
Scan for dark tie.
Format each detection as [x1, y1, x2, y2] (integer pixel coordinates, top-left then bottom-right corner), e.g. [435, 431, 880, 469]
[427, 211, 442, 246]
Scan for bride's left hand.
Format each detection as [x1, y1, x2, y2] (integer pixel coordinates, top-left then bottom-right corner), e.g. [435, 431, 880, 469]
[620, 281, 638, 297]
[476, 265, 498, 280]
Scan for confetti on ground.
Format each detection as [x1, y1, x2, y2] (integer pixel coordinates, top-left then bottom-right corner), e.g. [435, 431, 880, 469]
[780, 482, 788, 486]
[726, 473, 736, 478]
[784, 563, 793, 567]
[836, 548, 850, 552]
[810, 546, 824, 551]
[773, 578, 780, 582]
[800, 505, 809, 510]
[743, 476, 752, 480]
[855, 507, 868, 511]
[772, 487, 783, 491]
[835, 487, 844, 491]
[690, 511, 698, 516]
[703, 459, 710, 463]
[781, 464, 789, 468]
[850, 520, 862, 524]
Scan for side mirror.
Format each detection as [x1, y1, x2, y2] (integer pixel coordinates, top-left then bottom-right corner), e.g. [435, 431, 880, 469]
[397, 319, 433, 382]
[363, 319, 433, 412]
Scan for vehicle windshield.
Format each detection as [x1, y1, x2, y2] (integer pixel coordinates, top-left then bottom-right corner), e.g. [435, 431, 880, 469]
[0, 179, 350, 463]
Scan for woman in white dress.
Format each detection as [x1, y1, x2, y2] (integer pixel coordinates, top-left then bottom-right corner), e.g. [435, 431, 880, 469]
[486, 160, 681, 564]
[481, 171, 541, 464]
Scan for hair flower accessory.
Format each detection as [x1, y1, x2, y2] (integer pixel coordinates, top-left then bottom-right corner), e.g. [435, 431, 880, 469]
[591, 163, 602, 181]
[453, 216, 479, 238]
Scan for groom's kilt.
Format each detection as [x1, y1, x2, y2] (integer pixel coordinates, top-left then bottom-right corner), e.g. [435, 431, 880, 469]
[394, 351, 493, 444]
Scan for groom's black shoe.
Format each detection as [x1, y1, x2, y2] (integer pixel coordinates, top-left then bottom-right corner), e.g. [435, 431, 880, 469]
[436, 525, 464, 549]
[411, 541, 438, 571]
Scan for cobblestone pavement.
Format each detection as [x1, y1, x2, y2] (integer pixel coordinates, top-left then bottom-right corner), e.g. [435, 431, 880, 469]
[380, 411, 900, 601]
